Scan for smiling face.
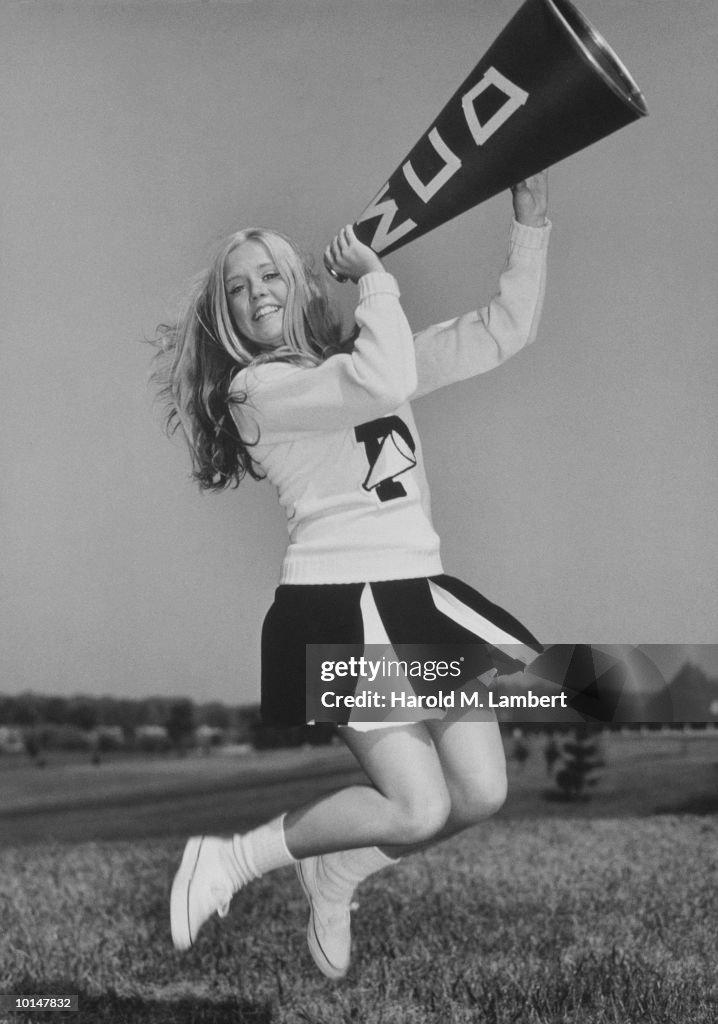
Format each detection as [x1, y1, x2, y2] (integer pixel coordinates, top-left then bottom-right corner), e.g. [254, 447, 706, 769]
[223, 239, 289, 351]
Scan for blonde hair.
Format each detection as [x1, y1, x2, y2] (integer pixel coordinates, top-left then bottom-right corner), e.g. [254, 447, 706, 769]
[151, 228, 347, 490]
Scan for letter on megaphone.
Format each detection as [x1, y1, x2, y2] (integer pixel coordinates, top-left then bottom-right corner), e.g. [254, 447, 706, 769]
[327, 0, 647, 277]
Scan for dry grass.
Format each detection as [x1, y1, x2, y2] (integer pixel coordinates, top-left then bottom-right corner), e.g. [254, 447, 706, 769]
[1, 732, 717, 1022]
[1, 816, 717, 1023]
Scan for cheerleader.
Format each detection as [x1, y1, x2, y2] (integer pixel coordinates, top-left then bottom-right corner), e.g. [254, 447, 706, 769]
[154, 173, 550, 979]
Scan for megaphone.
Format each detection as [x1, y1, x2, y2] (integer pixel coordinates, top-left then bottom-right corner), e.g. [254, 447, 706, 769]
[327, 0, 647, 277]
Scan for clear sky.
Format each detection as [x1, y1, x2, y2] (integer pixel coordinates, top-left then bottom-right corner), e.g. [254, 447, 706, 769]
[1, 0, 716, 705]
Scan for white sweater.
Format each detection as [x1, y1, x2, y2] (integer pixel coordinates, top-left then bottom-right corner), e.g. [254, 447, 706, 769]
[231, 219, 550, 584]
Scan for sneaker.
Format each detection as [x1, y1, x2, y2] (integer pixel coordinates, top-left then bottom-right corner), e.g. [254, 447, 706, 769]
[170, 836, 235, 951]
[296, 857, 357, 980]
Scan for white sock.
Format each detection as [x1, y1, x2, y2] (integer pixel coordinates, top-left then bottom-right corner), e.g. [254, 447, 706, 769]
[317, 846, 398, 901]
[226, 814, 295, 892]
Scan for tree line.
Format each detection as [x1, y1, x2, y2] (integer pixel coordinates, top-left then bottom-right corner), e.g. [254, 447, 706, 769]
[0, 693, 246, 732]
[0, 692, 336, 753]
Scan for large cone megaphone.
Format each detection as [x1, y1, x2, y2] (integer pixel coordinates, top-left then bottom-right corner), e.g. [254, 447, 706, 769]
[329, 0, 647, 275]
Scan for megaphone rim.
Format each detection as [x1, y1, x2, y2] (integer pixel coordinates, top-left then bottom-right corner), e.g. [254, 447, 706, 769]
[543, 0, 648, 118]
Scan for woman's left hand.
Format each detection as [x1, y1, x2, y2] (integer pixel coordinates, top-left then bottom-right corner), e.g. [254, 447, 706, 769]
[511, 171, 548, 227]
[324, 225, 385, 283]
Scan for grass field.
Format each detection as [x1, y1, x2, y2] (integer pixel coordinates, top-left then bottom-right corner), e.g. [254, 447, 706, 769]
[1, 733, 717, 1024]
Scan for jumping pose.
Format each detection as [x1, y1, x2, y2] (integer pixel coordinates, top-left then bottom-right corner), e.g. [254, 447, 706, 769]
[154, 172, 550, 979]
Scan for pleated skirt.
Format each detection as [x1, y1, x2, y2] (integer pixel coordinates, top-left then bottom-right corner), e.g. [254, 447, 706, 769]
[260, 574, 542, 728]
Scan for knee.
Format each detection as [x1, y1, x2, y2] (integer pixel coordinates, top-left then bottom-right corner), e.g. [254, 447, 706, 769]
[453, 770, 508, 826]
[482, 771, 508, 817]
[390, 786, 452, 844]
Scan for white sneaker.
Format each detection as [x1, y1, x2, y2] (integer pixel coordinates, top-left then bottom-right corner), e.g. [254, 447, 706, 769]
[296, 857, 357, 980]
[170, 836, 235, 951]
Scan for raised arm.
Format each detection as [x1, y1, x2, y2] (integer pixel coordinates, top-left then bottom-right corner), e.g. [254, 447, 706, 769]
[413, 172, 550, 399]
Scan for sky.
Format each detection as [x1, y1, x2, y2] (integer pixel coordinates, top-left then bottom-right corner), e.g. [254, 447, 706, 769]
[1, 0, 716, 705]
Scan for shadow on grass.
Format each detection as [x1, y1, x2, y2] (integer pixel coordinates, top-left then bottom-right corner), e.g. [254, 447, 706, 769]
[654, 793, 718, 815]
[6, 981, 272, 1024]
[540, 789, 591, 803]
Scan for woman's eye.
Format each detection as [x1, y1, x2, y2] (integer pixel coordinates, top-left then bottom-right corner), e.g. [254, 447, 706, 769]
[264, 271, 279, 281]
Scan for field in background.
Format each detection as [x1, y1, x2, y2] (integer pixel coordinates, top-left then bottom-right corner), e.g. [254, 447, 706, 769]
[0, 732, 717, 1023]
[0, 730, 717, 845]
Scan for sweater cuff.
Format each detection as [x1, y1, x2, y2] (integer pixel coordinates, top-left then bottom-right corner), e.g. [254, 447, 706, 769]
[358, 271, 401, 301]
[509, 218, 552, 250]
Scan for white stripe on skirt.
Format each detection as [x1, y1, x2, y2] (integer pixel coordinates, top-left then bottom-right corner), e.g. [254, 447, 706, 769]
[428, 580, 536, 666]
[343, 585, 412, 731]
[343, 581, 515, 732]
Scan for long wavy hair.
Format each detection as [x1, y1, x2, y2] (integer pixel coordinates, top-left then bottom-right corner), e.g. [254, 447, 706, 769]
[150, 228, 349, 491]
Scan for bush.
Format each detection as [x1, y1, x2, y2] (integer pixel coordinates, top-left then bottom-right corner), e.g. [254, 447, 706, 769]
[553, 723, 605, 800]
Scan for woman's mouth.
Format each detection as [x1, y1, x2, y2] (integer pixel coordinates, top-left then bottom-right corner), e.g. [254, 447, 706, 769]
[253, 304, 282, 322]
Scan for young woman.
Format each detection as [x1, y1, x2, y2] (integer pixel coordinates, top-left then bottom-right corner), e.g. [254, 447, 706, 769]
[154, 172, 550, 980]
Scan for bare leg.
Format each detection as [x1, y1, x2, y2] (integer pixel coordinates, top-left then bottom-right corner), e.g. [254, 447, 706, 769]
[287, 712, 507, 978]
[171, 721, 453, 951]
[376, 712, 507, 859]
[282, 721, 453, 858]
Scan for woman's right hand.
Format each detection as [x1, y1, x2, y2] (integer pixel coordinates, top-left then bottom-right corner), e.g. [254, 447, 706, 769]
[511, 171, 549, 227]
[324, 225, 385, 283]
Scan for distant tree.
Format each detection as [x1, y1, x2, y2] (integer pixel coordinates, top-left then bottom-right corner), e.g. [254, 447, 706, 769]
[235, 705, 261, 743]
[110, 699, 143, 742]
[0, 696, 14, 722]
[44, 696, 69, 725]
[554, 724, 605, 800]
[166, 700, 196, 754]
[511, 731, 530, 769]
[200, 702, 231, 730]
[66, 700, 98, 732]
[23, 730, 47, 768]
[10, 694, 40, 727]
[143, 698, 169, 727]
[544, 735, 560, 776]
[24, 732, 39, 761]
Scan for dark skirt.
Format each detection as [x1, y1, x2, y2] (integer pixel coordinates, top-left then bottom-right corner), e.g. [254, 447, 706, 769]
[260, 574, 542, 727]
